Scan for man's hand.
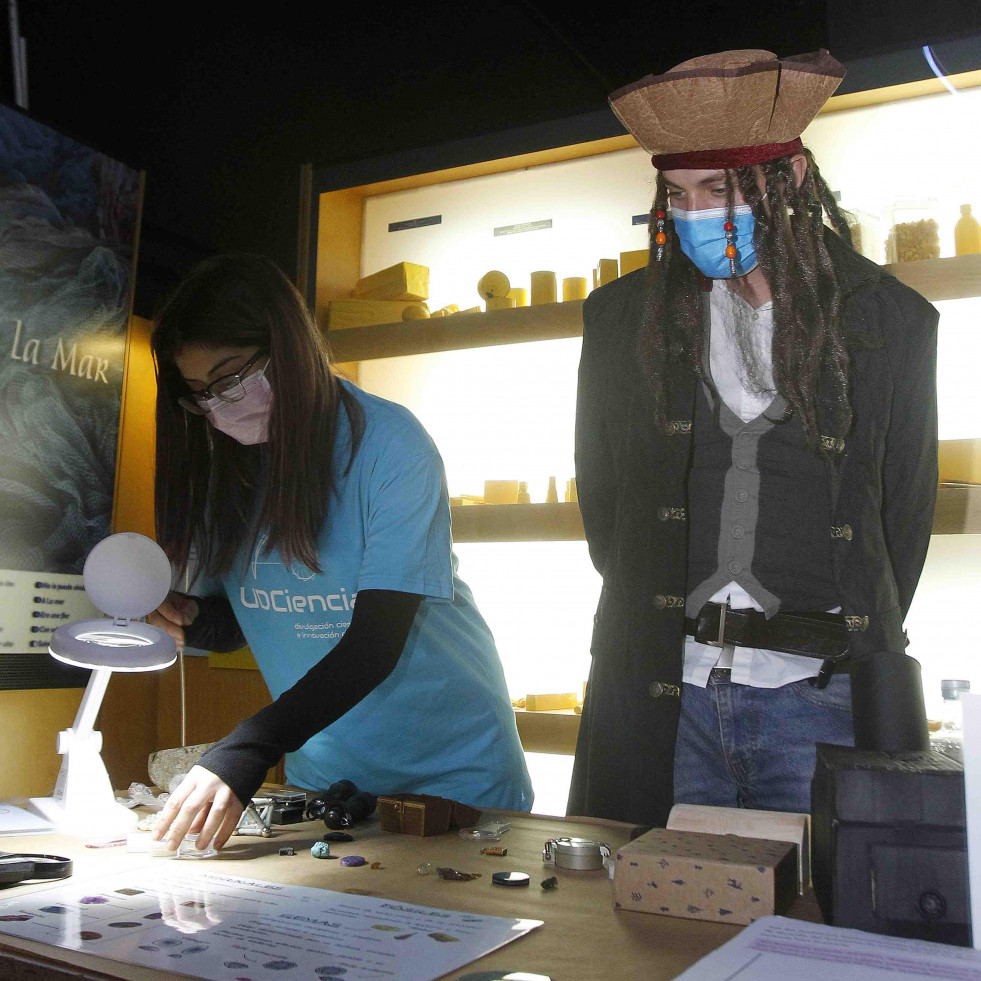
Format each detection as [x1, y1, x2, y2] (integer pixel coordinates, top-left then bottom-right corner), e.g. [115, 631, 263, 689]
[153, 764, 244, 851]
[147, 592, 199, 649]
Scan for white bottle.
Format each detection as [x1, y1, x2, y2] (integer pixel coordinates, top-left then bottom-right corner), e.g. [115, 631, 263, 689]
[931, 679, 971, 763]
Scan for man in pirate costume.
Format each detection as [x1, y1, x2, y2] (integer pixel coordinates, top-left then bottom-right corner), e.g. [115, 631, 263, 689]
[569, 49, 937, 825]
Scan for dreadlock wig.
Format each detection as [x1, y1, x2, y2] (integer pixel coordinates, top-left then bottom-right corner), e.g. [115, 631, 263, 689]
[640, 149, 855, 446]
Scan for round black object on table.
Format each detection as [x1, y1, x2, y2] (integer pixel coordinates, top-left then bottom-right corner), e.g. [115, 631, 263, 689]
[0, 853, 73, 887]
[491, 871, 531, 887]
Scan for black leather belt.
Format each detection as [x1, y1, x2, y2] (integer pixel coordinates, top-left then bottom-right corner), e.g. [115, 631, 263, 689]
[684, 602, 850, 688]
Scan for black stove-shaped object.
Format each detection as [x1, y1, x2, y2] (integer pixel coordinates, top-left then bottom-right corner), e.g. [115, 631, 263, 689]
[812, 743, 969, 946]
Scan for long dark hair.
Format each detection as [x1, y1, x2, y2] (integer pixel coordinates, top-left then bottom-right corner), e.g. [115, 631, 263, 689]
[151, 253, 365, 581]
[640, 148, 854, 444]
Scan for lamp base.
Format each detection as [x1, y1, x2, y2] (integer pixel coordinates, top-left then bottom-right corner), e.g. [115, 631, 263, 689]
[28, 794, 138, 837]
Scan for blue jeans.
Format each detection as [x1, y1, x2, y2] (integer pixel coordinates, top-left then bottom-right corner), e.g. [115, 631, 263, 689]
[673, 671, 854, 813]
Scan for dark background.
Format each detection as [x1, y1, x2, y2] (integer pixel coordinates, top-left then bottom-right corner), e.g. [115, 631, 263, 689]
[3, 0, 979, 316]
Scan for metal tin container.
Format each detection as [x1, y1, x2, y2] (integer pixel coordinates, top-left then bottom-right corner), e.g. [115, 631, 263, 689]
[542, 836, 611, 871]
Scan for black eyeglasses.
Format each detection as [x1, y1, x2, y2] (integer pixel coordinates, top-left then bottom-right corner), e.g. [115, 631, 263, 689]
[178, 349, 267, 415]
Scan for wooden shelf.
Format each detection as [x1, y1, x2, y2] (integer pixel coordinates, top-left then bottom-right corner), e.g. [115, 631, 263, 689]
[452, 502, 584, 543]
[884, 253, 981, 303]
[326, 300, 583, 362]
[454, 486, 980, 543]
[325, 255, 980, 363]
[514, 708, 581, 756]
[933, 483, 981, 535]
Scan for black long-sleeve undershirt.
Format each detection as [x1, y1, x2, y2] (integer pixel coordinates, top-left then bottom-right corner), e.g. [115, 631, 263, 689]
[184, 589, 422, 807]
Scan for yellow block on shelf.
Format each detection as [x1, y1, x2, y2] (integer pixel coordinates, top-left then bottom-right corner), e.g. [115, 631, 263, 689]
[354, 262, 429, 301]
[525, 692, 579, 711]
[450, 495, 484, 506]
[563, 277, 588, 301]
[486, 295, 516, 311]
[484, 480, 519, 504]
[620, 249, 650, 276]
[939, 438, 981, 483]
[509, 287, 528, 307]
[325, 299, 427, 330]
[595, 258, 618, 287]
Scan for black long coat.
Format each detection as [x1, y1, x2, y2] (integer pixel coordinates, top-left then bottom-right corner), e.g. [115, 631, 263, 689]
[568, 231, 939, 826]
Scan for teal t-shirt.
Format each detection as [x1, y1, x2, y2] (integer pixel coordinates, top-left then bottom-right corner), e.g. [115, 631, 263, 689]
[221, 381, 533, 811]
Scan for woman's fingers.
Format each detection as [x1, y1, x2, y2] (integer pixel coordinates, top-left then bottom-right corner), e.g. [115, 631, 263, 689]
[154, 772, 197, 840]
[155, 765, 242, 851]
[146, 610, 185, 647]
[146, 592, 199, 647]
[163, 791, 213, 850]
[165, 593, 199, 625]
[197, 787, 242, 850]
[214, 806, 243, 851]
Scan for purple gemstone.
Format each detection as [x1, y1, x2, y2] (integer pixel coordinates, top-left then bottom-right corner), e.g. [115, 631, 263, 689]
[339, 855, 367, 867]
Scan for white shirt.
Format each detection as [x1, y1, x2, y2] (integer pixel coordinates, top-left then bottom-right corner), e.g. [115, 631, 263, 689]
[682, 284, 836, 688]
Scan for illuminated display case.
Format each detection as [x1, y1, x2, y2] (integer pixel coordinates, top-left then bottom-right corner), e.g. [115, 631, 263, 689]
[304, 64, 981, 797]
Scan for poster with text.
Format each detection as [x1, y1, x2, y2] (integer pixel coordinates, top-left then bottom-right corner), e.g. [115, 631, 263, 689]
[0, 104, 141, 654]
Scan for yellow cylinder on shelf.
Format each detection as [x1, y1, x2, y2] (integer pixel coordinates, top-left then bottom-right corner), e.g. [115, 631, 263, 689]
[484, 480, 519, 504]
[620, 249, 650, 276]
[530, 271, 557, 305]
[486, 296, 516, 311]
[508, 287, 528, 307]
[562, 277, 588, 301]
[565, 478, 578, 503]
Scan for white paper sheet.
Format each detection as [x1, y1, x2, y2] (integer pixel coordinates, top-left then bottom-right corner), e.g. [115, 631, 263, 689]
[964, 691, 981, 949]
[0, 802, 53, 836]
[0, 866, 542, 980]
[674, 916, 981, 980]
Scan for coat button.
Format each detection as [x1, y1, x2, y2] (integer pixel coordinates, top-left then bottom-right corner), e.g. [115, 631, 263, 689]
[649, 681, 665, 698]
[734, 489, 748, 503]
[654, 594, 667, 610]
[665, 421, 677, 435]
[657, 506, 670, 521]
[842, 523, 853, 541]
[730, 525, 745, 539]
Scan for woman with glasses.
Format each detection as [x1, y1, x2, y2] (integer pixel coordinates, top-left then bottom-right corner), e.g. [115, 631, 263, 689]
[147, 253, 532, 851]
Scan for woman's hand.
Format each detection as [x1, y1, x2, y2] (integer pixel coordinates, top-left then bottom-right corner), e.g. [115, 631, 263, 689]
[152, 764, 244, 852]
[147, 592, 199, 648]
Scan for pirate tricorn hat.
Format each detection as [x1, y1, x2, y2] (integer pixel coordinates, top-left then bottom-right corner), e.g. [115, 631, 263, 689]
[610, 49, 845, 170]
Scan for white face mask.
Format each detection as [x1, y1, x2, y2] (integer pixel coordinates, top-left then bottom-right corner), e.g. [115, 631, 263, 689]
[201, 365, 273, 444]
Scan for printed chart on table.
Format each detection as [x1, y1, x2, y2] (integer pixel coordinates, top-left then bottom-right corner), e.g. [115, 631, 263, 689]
[0, 866, 543, 980]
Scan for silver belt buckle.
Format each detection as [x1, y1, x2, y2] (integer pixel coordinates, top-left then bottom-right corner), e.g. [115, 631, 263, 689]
[706, 601, 728, 648]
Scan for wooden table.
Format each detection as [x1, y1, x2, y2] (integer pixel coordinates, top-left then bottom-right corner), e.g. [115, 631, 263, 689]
[0, 810, 819, 980]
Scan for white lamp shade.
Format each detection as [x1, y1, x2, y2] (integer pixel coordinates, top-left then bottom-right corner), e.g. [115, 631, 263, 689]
[83, 531, 172, 619]
[50, 619, 176, 671]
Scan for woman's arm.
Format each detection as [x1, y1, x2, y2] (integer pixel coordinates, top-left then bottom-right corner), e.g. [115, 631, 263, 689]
[154, 588, 421, 848]
[146, 592, 245, 652]
[183, 595, 246, 652]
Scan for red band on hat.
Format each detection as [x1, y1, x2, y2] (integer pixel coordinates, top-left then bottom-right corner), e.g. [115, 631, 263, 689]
[652, 138, 804, 171]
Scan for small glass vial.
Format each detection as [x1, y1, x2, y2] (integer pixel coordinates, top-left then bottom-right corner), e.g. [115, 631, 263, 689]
[177, 833, 219, 860]
[930, 679, 971, 763]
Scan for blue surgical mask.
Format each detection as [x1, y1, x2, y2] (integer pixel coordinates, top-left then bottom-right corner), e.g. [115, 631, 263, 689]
[671, 203, 758, 279]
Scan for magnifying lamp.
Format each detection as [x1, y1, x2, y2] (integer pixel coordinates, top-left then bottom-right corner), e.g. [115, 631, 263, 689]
[29, 533, 177, 835]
